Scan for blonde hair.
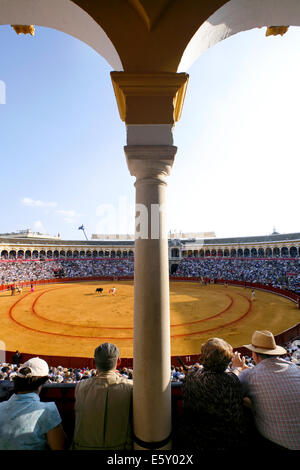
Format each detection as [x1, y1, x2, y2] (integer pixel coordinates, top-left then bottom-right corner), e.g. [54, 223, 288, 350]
[200, 338, 233, 372]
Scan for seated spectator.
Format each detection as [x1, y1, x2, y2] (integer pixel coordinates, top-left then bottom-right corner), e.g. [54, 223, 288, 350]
[72, 342, 133, 450]
[178, 338, 249, 451]
[0, 357, 66, 450]
[233, 330, 300, 450]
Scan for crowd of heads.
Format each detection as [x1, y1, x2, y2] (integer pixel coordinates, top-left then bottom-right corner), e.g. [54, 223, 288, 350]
[0, 257, 300, 293]
[174, 258, 300, 293]
[0, 363, 133, 385]
[1, 257, 299, 293]
[0, 258, 134, 285]
[1, 336, 299, 386]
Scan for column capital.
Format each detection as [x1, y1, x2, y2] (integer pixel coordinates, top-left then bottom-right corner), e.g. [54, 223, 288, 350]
[111, 72, 189, 125]
[124, 145, 177, 182]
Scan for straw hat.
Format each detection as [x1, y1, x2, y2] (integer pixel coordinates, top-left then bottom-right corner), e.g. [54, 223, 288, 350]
[244, 330, 286, 355]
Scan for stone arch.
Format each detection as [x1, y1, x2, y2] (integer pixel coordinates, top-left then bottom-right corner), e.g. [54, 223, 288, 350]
[179, 0, 300, 71]
[9, 250, 16, 259]
[265, 247, 272, 257]
[290, 246, 297, 257]
[0, 0, 122, 70]
[281, 246, 289, 257]
[258, 248, 265, 257]
[273, 247, 280, 256]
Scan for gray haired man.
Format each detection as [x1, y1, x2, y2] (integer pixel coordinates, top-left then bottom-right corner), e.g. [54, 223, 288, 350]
[73, 343, 133, 450]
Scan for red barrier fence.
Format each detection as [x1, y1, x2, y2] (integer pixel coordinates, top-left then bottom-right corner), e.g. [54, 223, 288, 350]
[1, 276, 300, 368]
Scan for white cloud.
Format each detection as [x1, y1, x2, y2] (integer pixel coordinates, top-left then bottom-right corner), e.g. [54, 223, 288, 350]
[21, 197, 57, 208]
[56, 209, 84, 224]
[33, 220, 47, 233]
[57, 210, 77, 218]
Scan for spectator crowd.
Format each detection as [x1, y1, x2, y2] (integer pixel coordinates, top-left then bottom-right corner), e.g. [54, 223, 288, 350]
[1, 257, 300, 293]
[173, 258, 300, 293]
[0, 334, 299, 451]
[1, 337, 299, 385]
[0, 258, 134, 285]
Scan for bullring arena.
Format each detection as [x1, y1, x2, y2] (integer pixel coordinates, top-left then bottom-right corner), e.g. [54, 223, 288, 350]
[1, 231, 300, 450]
[2, 0, 300, 451]
[0, 279, 299, 360]
[1, 229, 300, 367]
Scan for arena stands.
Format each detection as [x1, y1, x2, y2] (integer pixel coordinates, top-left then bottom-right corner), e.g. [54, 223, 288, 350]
[0, 258, 134, 285]
[173, 258, 300, 293]
[1, 255, 300, 449]
[1, 256, 299, 293]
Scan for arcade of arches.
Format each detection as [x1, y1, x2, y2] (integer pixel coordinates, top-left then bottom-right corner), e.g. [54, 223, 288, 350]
[2, 0, 300, 450]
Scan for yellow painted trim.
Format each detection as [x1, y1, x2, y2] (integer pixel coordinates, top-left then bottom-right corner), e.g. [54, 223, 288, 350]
[266, 26, 289, 37]
[111, 72, 189, 124]
[11, 25, 35, 36]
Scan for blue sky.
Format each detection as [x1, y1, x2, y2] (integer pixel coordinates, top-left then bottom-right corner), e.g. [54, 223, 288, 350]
[0, 24, 299, 240]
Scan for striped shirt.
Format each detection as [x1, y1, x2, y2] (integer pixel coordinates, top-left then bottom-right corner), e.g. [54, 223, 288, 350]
[239, 357, 300, 449]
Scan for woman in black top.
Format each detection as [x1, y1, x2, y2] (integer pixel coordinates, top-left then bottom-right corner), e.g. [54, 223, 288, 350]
[178, 338, 248, 452]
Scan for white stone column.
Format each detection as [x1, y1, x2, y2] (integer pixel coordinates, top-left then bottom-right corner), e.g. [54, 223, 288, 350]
[125, 143, 177, 450]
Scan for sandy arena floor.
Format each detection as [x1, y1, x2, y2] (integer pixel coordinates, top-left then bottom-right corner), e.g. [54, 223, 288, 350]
[0, 281, 299, 358]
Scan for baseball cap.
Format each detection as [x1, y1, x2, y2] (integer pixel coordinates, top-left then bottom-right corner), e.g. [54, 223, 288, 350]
[17, 357, 49, 377]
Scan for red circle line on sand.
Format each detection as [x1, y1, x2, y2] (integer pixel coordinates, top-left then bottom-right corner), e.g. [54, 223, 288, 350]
[8, 288, 252, 341]
[8, 292, 130, 341]
[31, 287, 234, 329]
[171, 294, 252, 338]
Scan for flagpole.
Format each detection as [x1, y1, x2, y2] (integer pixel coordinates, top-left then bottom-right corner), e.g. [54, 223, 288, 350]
[78, 225, 88, 241]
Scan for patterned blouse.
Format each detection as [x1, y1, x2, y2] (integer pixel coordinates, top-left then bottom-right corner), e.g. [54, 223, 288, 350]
[179, 368, 248, 451]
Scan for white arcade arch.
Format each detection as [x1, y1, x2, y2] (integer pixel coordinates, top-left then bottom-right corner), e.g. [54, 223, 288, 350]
[0, 0, 122, 70]
[178, 0, 300, 72]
